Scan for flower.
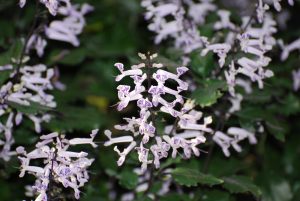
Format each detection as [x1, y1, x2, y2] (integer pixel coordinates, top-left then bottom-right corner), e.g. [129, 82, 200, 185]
[16, 129, 98, 200]
[292, 69, 300, 91]
[213, 127, 257, 157]
[104, 53, 212, 172]
[45, 2, 93, 46]
[0, 64, 56, 161]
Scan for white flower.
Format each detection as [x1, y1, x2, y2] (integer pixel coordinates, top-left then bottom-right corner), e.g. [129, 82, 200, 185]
[213, 127, 257, 157]
[114, 141, 137, 166]
[19, 0, 26, 8]
[201, 43, 231, 67]
[105, 54, 213, 171]
[292, 69, 300, 91]
[279, 38, 300, 61]
[26, 35, 47, 57]
[214, 10, 236, 30]
[45, 2, 93, 46]
[256, 0, 269, 23]
[17, 130, 97, 200]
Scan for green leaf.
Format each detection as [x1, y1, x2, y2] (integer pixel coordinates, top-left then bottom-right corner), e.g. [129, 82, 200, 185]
[10, 39, 23, 60]
[0, 39, 23, 66]
[0, 68, 12, 85]
[49, 48, 86, 66]
[118, 170, 138, 190]
[192, 79, 226, 107]
[190, 52, 214, 78]
[7, 101, 52, 115]
[172, 167, 223, 187]
[280, 93, 300, 115]
[46, 106, 103, 132]
[222, 175, 262, 198]
[160, 193, 192, 201]
[265, 118, 289, 142]
[196, 189, 233, 201]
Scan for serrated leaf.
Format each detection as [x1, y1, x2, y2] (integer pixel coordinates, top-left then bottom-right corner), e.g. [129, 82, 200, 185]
[222, 175, 262, 198]
[192, 79, 226, 107]
[172, 167, 223, 187]
[118, 170, 138, 190]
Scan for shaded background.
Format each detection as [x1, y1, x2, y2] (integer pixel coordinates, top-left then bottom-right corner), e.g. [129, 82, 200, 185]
[0, 0, 300, 200]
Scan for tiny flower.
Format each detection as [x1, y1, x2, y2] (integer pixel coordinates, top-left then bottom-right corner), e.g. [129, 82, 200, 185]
[19, 0, 26, 8]
[114, 141, 137, 166]
[104, 130, 133, 146]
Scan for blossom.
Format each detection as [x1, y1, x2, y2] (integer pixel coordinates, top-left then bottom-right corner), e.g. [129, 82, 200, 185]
[256, 0, 269, 23]
[19, 0, 26, 8]
[104, 53, 213, 172]
[45, 2, 93, 46]
[292, 69, 300, 91]
[26, 35, 47, 57]
[142, 0, 210, 54]
[19, 0, 59, 15]
[213, 127, 257, 157]
[279, 38, 300, 61]
[201, 43, 231, 67]
[16, 129, 98, 200]
[0, 64, 56, 161]
[214, 10, 236, 30]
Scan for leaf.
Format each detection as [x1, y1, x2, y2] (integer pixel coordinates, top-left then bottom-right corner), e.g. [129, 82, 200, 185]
[192, 79, 226, 107]
[48, 48, 86, 66]
[0, 68, 12, 85]
[265, 118, 289, 142]
[222, 175, 262, 198]
[190, 52, 214, 78]
[172, 167, 223, 187]
[0, 39, 23, 66]
[46, 106, 104, 132]
[195, 189, 233, 201]
[118, 170, 138, 190]
[7, 101, 52, 115]
[280, 93, 300, 115]
[160, 193, 191, 201]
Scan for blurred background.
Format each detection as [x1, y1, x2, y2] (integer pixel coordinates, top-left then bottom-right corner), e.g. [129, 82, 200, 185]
[0, 0, 300, 200]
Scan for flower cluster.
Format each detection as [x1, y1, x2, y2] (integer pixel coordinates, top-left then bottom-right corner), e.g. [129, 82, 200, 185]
[0, 0, 92, 162]
[0, 64, 55, 161]
[213, 127, 257, 157]
[104, 53, 213, 172]
[16, 129, 98, 200]
[202, 12, 276, 96]
[142, 0, 296, 95]
[21, 0, 93, 57]
[141, 0, 213, 57]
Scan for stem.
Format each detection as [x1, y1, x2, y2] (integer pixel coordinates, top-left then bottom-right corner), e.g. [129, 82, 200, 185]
[203, 110, 226, 173]
[143, 164, 155, 196]
[145, 52, 157, 135]
[47, 140, 59, 201]
[14, 0, 40, 81]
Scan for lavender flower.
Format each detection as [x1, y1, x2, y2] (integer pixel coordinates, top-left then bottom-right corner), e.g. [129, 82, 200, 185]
[104, 53, 213, 172]
[17, 129, 98, 200]
[0, 64, 56, 161]
[213, 127, 257, 157]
